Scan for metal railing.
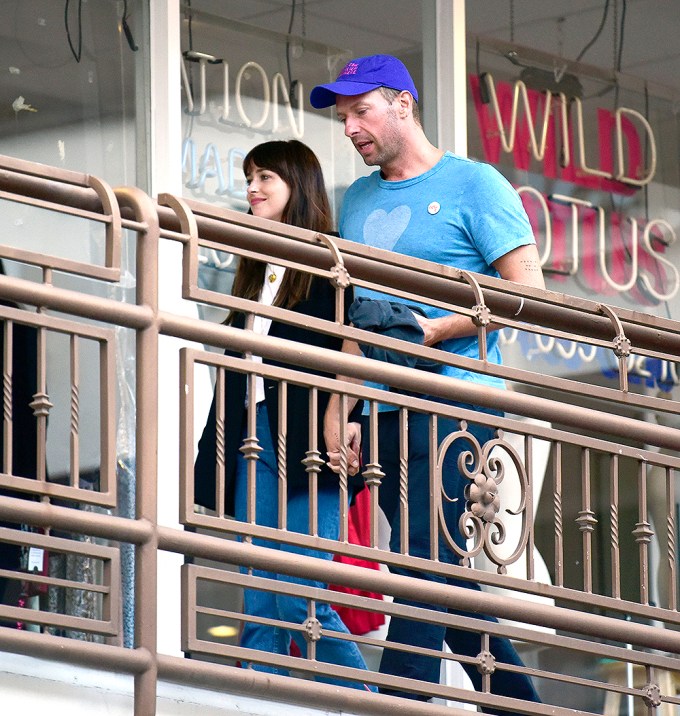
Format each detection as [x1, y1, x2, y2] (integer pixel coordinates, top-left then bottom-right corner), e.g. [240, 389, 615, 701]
[0, 154, 678, 715]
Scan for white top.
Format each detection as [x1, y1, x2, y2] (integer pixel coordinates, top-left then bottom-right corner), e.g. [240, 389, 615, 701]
[249, 263, 286, 405]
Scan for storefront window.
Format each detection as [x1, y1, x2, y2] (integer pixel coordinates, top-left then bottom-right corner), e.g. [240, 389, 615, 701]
[464, 12, 680, 709]
[0, 0, 144, 476]
[179, 1, 427, 303]
[0, 1, 142, 188]
[465, 30, 680, 393]
[0, 0, 145, 642]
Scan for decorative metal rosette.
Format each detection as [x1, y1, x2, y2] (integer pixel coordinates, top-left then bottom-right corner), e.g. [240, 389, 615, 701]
[435, 422, 530, 573]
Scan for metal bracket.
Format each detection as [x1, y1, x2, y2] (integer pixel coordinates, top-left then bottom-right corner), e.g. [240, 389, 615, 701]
[302, 617, 322, 642]
[313, 232, 351, 289]
[158, 193, 200, 300]
[459, 270, 489, 360]
[642, 681, 662, 708]
[598, 303, 631, 392]
[476, 649, 496, 675]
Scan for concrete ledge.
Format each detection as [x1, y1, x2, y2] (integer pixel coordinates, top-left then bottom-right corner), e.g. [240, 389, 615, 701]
[0, 651, 361, 716]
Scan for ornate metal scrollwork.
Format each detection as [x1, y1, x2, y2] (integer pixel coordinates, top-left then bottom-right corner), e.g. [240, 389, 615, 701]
[435, 422, 531, 573]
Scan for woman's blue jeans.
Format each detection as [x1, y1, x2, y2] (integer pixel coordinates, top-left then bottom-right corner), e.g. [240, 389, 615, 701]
[367, 408, 541, 713]
[234, 403, 371, 690]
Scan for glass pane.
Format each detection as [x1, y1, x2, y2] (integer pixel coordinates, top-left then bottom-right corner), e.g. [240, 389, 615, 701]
[465, 17, 680, 392]
[0, 0, 143, 276]
[0, 0, 141, 184]
[180, 1, 426, 304]
[0, 0, 144, 639]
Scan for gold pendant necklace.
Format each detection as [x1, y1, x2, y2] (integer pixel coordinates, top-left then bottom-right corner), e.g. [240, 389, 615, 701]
[268, 271, 277, 283]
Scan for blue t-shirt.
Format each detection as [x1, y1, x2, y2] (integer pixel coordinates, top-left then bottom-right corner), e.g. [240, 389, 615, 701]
[339, 151, 535, 390]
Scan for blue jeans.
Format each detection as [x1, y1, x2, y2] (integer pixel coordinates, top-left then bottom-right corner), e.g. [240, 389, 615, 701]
[234, 403, 372, 690]
[367, 409, 540, 713]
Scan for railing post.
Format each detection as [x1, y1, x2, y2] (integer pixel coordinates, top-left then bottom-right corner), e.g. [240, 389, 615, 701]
[116, 186, 160, 716]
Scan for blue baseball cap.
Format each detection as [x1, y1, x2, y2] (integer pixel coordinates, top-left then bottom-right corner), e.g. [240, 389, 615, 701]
[310, 54, 418, 109]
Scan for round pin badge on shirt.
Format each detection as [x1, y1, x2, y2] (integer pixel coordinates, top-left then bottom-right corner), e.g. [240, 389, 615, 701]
[427, 201, 440, 215]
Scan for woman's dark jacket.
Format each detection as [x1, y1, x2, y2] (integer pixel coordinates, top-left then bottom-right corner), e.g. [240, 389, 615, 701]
[0, 259, 40, 612]
[194, 276, 363, 516]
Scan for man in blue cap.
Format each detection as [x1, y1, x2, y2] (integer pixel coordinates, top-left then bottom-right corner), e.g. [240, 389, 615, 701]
[313, 55, 545, 711]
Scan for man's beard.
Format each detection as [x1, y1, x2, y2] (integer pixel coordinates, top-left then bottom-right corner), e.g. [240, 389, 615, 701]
[358, 106, 402, 167]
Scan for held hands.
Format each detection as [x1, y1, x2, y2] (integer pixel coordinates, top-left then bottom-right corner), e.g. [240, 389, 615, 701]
[324, 417, 362, 477]
[323, 387, 362, 477]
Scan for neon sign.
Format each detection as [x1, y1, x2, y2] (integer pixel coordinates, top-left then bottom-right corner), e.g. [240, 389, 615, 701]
[181, 53, 304, 138]
[471, 72, 678, 306]
[477, 73, 656, 188]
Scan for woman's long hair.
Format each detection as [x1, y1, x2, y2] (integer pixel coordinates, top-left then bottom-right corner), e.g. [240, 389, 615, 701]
[229, 139, 332, 311]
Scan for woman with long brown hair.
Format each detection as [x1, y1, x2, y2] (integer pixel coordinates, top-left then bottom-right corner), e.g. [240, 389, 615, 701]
[194, 140, 372, 690]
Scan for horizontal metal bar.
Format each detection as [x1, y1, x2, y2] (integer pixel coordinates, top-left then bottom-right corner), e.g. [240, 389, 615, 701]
[184, 510, 680, 630]
[1, 158, 678, 354]
[0, 495, 153, 545]
[0, 302, 113, 341]
[0, 628, 152, 674]
[190, 565, 680, 672]
[183, 290, 680, 420]
[0, 475, 117, 509]
[164, 313, 680, 452]
[162, 526, 680, 654]
[188, 348, 680, 468]
[158, 652, 585, 716]
[0, 568, 111, 595]
[0, 189, 114, 226]
[0, 155, 95, 187]
[3, 484, 674, 635]
[175, 200, 680, 349]
[0, 600, 116, 635]
[0, 274, 154, 330]
[0, 525, 117, 558]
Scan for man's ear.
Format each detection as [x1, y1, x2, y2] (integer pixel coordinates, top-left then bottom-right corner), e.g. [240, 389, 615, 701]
[398, 90, 413, 117]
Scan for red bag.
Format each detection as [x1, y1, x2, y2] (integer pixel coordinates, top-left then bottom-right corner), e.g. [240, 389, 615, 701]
[329, 487, 385, 635]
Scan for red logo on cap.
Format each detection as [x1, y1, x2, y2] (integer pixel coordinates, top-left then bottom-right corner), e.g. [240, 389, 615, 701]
[340, 62, 359, 77]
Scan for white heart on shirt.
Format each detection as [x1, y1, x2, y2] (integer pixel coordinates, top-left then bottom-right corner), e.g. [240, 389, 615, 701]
[363, 206, 411, 251]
